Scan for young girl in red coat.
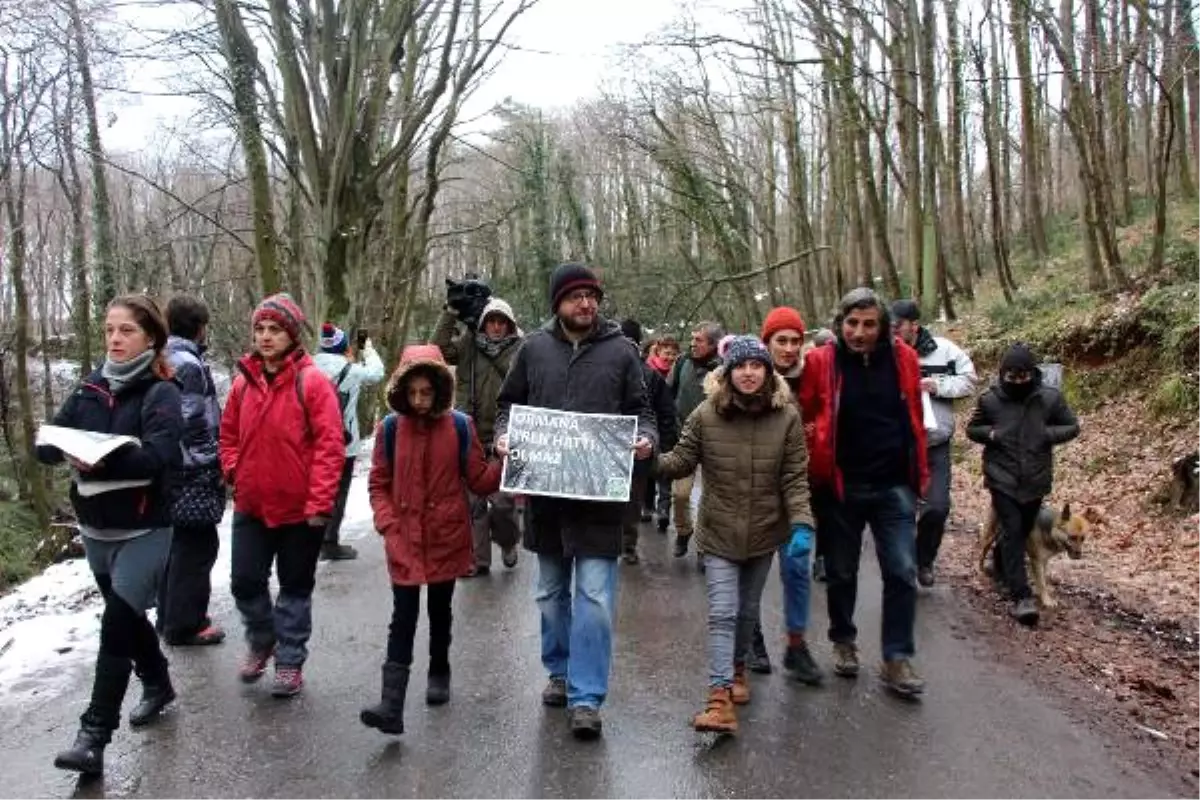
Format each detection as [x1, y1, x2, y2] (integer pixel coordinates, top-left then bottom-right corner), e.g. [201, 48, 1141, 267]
[360, 344, 502, 735]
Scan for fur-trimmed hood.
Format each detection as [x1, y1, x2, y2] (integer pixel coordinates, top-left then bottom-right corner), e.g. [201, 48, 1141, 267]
[702, 366, 794, 416]
[386, 344, 455, 416]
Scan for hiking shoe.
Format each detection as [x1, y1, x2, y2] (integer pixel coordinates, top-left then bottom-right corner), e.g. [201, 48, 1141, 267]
[730, 664, 751, 705]
[880, 659, 925, 698]
[1011, 597, 1040, 626]
[656, 515, 669, 533]
[622, 550, 640, 565]
[271, 665, 304, 698]
[917, 566, 935, 587]
[568, 706, 603, 740]
[501, 545, 519, 569]
[747, 628, 772, 674]
[812, 555, 827, 582]
[783, 642, 824, 686]
[239, 646, 274, 683]
[833, 643, 860, 678]
[170, 624, 226, 647]
[673, 534, 690, 558]
[692, 686, 738, 734]
[542, 676, 568, 707]
[319, 543, 358, 561]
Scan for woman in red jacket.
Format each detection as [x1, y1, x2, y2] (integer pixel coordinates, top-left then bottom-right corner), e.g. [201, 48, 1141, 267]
[219, 293, 346, 698]
[360, 345, 501, 735]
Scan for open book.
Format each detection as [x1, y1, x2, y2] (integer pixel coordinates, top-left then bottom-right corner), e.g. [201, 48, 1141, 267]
[35, 425, 139, 468]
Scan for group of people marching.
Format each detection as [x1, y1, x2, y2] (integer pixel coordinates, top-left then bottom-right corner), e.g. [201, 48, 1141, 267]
[37, 262, 1079, 775]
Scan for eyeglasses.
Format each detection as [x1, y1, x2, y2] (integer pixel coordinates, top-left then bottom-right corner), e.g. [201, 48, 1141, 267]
[562, 289, 599, 305]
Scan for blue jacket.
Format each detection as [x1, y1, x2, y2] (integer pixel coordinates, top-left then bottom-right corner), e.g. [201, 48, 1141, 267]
[313, 345, 385, 457]
[165, 336, 222, 470]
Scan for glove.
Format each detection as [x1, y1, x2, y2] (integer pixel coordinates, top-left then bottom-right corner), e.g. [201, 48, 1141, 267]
[786, 523, 815, 558]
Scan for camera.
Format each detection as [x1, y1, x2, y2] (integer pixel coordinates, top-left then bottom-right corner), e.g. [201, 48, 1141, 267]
[445, 274, 493, 329]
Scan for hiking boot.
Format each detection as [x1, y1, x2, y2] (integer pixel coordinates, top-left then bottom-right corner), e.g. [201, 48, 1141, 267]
[812, 555, 827, 582]
[747, 627, 772, 674]
[730, 664, 751, 705]
[568, 706, 603, 740]
[426, 672, 451, 706]
[1011, 597, 1040, 626]
[622, 549, 640, 565]
[783, 642, 824, 686]
[239, 645, 274, 683]
[542, 676, 568, 707]
[320, 543, 358, 561]
[833, 642, 860, 678]
[656, 515, 669, 533]
[361, 662, 408, 735]
[673, 534, 690, 558]
[501, 545, 519, 569]
[271, 665, 304, 697]
[880, 659, 925, 698]
[692, 686, 738, 734]
[169, 624, 226, 647]
[917, 566, 935, 588]
[129, 667, 176, 727]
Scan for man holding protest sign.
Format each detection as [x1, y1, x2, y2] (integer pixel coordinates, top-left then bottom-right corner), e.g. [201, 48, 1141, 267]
[494, 263, 657, 741]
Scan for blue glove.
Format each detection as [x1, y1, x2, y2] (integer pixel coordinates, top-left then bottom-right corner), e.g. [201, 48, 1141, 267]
[786, 523, 815, 558]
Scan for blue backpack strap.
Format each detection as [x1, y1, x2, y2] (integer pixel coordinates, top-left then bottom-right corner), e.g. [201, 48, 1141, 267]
[382, 413, 398, 466]
[450, 410, 470, 477]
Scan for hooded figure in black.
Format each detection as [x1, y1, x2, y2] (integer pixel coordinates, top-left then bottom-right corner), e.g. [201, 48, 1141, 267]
[966, 343, 1080, 627]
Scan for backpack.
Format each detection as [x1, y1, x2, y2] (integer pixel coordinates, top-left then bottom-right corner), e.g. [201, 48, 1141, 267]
[381, 410, 470, 477]
[331, 363, 353, 444]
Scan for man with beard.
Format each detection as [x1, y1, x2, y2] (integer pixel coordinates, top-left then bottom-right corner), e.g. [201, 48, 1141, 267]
[434, 296, 524, 575]
[494, 263, 656, 740]
[668, 321, 725, 559]
[891, 300, 978, 587]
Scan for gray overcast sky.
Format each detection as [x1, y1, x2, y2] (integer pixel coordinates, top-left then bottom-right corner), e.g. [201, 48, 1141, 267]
[103, 0, 691, 153]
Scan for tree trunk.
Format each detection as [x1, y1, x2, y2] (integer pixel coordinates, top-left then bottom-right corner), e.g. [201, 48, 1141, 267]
[945, 2, 974, 300]
[890, 0, 924, 295]
[1012, 0, 1050, 259]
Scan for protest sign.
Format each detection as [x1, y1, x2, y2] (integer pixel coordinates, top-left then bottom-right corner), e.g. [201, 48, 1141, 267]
[500, 405, 638, 502]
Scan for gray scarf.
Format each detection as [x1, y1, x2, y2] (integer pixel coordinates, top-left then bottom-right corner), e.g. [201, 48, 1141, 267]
[101, 349, 156, 394]
[474, 331, 520, 360]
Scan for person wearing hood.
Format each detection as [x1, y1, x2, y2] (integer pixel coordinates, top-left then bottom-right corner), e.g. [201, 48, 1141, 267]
[219, 293, 346, 698]
[158, 295, 226, 648]
[313, 322, 386, 561]
[799, 288, 929, 699]
[494, 262, 657, 740]
[434, 295, 524, 575]
[37, 295, 184, 775]
[966, 343, 1079, 626]
[360, 345, 502, 735]
[891, 300, 978, 588]
[656, 336, 814, 734]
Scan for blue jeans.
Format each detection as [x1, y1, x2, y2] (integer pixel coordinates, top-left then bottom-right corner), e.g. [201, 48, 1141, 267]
[535, 554, 619, 709]
[824, 484, 919, 661]
[705, 553, 773, 687]
[779, 543, 811, 635]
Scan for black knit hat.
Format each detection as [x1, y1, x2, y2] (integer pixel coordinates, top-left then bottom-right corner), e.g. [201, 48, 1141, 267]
[891, 299, 920, 323]
[549, 263, 603, 311]
[619, 318, 643, 345]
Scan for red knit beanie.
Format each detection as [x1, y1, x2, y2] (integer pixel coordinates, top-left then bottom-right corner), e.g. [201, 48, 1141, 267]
[761, 306, 806, 344]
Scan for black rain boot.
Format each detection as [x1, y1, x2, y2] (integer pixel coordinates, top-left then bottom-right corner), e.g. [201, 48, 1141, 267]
[426, 670, 451, 706]
[361, 662, 409, 735]
[747, 625, 773, 674]
[54, 653, 131, 775]
[129, 660, 176, 727]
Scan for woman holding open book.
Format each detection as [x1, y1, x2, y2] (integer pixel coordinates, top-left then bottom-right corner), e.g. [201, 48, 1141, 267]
[36, 294, 184, 777]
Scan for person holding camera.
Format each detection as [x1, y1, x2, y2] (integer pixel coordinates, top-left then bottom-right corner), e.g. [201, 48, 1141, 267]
[434, 277, 524, 576]
[314, 322, 385, 561]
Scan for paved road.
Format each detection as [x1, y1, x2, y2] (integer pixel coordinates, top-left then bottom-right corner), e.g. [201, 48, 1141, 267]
[0, 500, 1177, 798]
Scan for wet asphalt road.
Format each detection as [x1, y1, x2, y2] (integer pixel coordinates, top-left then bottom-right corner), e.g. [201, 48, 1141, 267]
[0, 507, 1178, 798]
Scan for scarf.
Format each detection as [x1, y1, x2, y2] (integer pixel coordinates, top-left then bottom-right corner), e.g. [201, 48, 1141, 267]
[647, 354, 672, 377]
[475, 331, 520, 360]
[100, 350, 156, 394]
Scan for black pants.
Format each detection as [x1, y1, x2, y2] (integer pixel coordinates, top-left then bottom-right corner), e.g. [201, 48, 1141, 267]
[916, 443, 952, 569]
[158, 522, 220, 642]
[324, 456, 358, 546]
[622, 471, 649, 553]
[990, 491, 1042, 601]
[812, 488, 836, 563]
[387, 581, 455, 674]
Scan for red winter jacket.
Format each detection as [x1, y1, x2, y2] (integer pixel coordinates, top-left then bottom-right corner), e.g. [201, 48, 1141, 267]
[219, 349, 346, 528]
[369, 345, 502, 586]
[798, 338, 929, 499]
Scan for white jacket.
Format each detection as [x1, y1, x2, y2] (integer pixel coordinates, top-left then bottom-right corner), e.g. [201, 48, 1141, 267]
[313, 344, 386, 457]
[914, 329, 977, 447]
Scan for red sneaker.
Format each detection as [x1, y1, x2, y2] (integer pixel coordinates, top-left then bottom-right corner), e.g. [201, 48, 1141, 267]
[239, 646, 274, 683]
[271, 665, 304, 698]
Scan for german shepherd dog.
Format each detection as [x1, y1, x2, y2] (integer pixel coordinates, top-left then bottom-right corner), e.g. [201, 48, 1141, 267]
[977, 503, 1090, 608]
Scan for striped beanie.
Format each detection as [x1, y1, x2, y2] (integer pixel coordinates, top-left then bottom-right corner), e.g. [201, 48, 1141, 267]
[252, 293, 306, 343]
[723, 335, 773, 372]
[320, 322, 348, 354]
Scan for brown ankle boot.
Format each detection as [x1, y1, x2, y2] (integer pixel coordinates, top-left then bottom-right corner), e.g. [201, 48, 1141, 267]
[692, 687, 738, 733]
[731, 663, 750, 705]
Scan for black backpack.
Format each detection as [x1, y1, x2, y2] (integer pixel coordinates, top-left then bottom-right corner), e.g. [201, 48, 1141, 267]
[332, 363, 353, 444]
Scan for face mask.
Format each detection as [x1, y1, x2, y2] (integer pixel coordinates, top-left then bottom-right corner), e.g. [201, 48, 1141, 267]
[1003, 380, 1034, 400]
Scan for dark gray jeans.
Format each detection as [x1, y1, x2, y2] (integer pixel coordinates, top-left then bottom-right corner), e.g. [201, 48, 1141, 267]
[917, 442, 952, 569]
